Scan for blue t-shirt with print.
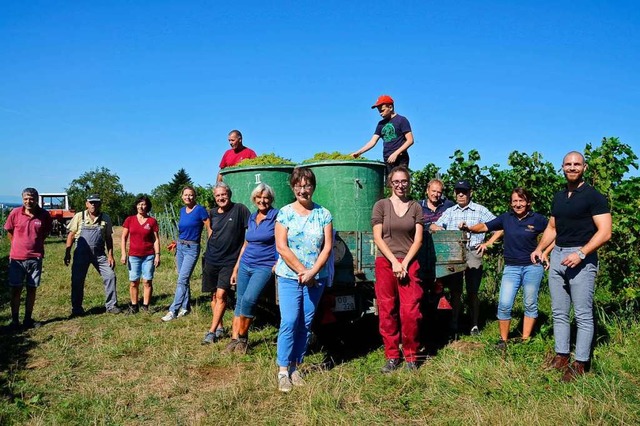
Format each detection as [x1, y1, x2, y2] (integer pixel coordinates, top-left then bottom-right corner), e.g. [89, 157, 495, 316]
[178, 204, 209, 242]
[485, 211, 548, 265]
[241, 208, 279, 269]
[275, 203, 333, 280]
[374, 114, 412, 161]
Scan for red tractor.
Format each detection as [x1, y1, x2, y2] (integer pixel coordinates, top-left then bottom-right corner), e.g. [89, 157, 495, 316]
[38, 193, 75, 236]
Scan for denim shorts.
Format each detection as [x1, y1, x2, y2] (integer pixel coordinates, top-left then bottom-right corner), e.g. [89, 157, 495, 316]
[8, 258, 43, 288]
[128, 254, 156, 281]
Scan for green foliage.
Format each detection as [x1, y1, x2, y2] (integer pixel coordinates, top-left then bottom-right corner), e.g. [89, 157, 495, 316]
[236, 153, 295, 166]
[65, 167, 130, 225]
[483, 151, 562, 216]
[195, 184, 215, 209]
[302, 151, 368, 163]
[409, 163, 441, 201]
[150, 169, 194, 214]
[444, 149, 492, 201]
[585, 137, 639, 195]
[583, 138, 640, 312]
[409, 139, 640, 310]
[168, 168, 193, 197]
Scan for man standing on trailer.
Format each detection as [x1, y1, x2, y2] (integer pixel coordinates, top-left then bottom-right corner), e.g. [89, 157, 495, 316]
[217, 130, 257, 181]
[350, 95, 414, 174]
[4, 187, 52, 329]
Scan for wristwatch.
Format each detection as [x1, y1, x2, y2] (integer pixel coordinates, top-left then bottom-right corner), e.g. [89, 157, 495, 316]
[577, 249, 586, 260]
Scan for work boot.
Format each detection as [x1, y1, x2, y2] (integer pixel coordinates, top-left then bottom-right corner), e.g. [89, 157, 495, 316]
[548, 353, 570, 370]
[562, 360, 586, 382]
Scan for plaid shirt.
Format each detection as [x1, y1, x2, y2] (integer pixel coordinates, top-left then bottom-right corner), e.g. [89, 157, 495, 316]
[435, 201, 496, 248]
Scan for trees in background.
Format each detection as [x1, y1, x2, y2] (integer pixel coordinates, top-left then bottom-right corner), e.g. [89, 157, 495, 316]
[65, 138, 639, 313]
[66, 167, 135, 224]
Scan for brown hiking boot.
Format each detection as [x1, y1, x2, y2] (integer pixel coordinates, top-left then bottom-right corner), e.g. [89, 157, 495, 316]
[562, 361, 586, 382]
[548, 354, 570, 370]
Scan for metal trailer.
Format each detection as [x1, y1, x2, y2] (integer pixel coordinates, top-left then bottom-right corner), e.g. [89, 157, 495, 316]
[220, 161, 468, 327]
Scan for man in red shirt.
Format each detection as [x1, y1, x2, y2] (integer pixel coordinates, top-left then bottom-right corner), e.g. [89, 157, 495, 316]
[217, 130, 257, 181]
[4, 187, 52, 329]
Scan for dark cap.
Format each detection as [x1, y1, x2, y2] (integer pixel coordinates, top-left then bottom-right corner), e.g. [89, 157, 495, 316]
[86, 194, 102, 202]
[454, 180, 472, 191]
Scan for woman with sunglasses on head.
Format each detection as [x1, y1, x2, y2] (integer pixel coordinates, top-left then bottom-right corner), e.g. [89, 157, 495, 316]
[372, 166, 424, 373]
[274, 167, 333, 392]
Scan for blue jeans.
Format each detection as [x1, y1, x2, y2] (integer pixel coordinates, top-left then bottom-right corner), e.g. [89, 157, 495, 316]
[169, 242, 200, 314]
[235, 263, 273, 318]
[276, 276, 326, 367]
[497, 264, 544, 320]
[548, 246, 598, 362]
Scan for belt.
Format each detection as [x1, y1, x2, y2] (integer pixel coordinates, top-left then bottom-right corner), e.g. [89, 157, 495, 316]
[178, 239, 199, 245]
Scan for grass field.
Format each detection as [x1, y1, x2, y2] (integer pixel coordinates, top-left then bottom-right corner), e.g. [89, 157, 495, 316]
[1, 230, 639, 425]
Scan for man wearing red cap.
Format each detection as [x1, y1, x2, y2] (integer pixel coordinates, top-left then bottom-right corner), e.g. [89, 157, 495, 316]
[350, 95, 414, 173]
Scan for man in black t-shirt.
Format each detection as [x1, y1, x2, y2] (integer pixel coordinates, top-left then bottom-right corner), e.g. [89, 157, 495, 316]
[201, 182, 250, 344]
[532, 151, 611, 382]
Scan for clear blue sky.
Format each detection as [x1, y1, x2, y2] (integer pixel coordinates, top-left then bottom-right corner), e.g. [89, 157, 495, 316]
[2, 1, 639, 202]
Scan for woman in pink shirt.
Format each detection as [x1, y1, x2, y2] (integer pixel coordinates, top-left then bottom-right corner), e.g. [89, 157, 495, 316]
[121, 196, 160, 313]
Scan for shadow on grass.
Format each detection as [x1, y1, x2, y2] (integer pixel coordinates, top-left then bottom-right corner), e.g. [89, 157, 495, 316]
[311, 315, 382, 369]
[0, 254, 9, 312]
[0, 327, 37, 402]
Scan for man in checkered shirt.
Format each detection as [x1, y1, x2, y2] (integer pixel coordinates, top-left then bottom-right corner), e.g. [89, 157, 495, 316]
[430, 180, 503, 337]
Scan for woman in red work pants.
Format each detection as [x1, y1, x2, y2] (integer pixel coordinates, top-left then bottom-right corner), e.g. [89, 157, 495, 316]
[371, 166, 424, 373]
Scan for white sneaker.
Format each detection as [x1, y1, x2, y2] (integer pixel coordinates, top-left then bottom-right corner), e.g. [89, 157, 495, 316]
[290, 370, 306, 387]
[278, 373, 292, 393]
[177, 308, 189, 318]
[161, 311, 176, 322]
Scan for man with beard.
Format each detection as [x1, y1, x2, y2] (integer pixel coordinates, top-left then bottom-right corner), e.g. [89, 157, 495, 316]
[531, 151, 611, 382]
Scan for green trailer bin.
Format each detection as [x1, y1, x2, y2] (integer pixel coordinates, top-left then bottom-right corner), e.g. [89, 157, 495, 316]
[302, 160, 386, 231]
[219, 164, 295, 209]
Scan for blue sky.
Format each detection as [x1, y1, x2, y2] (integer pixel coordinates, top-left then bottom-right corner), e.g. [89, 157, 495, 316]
[1, 1, 639, 202]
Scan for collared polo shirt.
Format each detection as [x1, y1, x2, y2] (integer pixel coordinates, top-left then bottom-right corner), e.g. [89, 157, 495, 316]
[485, 211, 548, 265]
[551, 183, 609, 247]
[4, 207, 52, 259]
[241, 207, 279, 268]
[420, 198, 454, 227]
[435, 201, 496, 248]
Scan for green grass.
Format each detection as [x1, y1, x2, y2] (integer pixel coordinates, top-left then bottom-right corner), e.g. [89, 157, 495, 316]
[1, 232, 639, 425]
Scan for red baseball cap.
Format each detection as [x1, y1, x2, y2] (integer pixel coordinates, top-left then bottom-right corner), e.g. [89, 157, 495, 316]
[371, 95, 394, 109]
